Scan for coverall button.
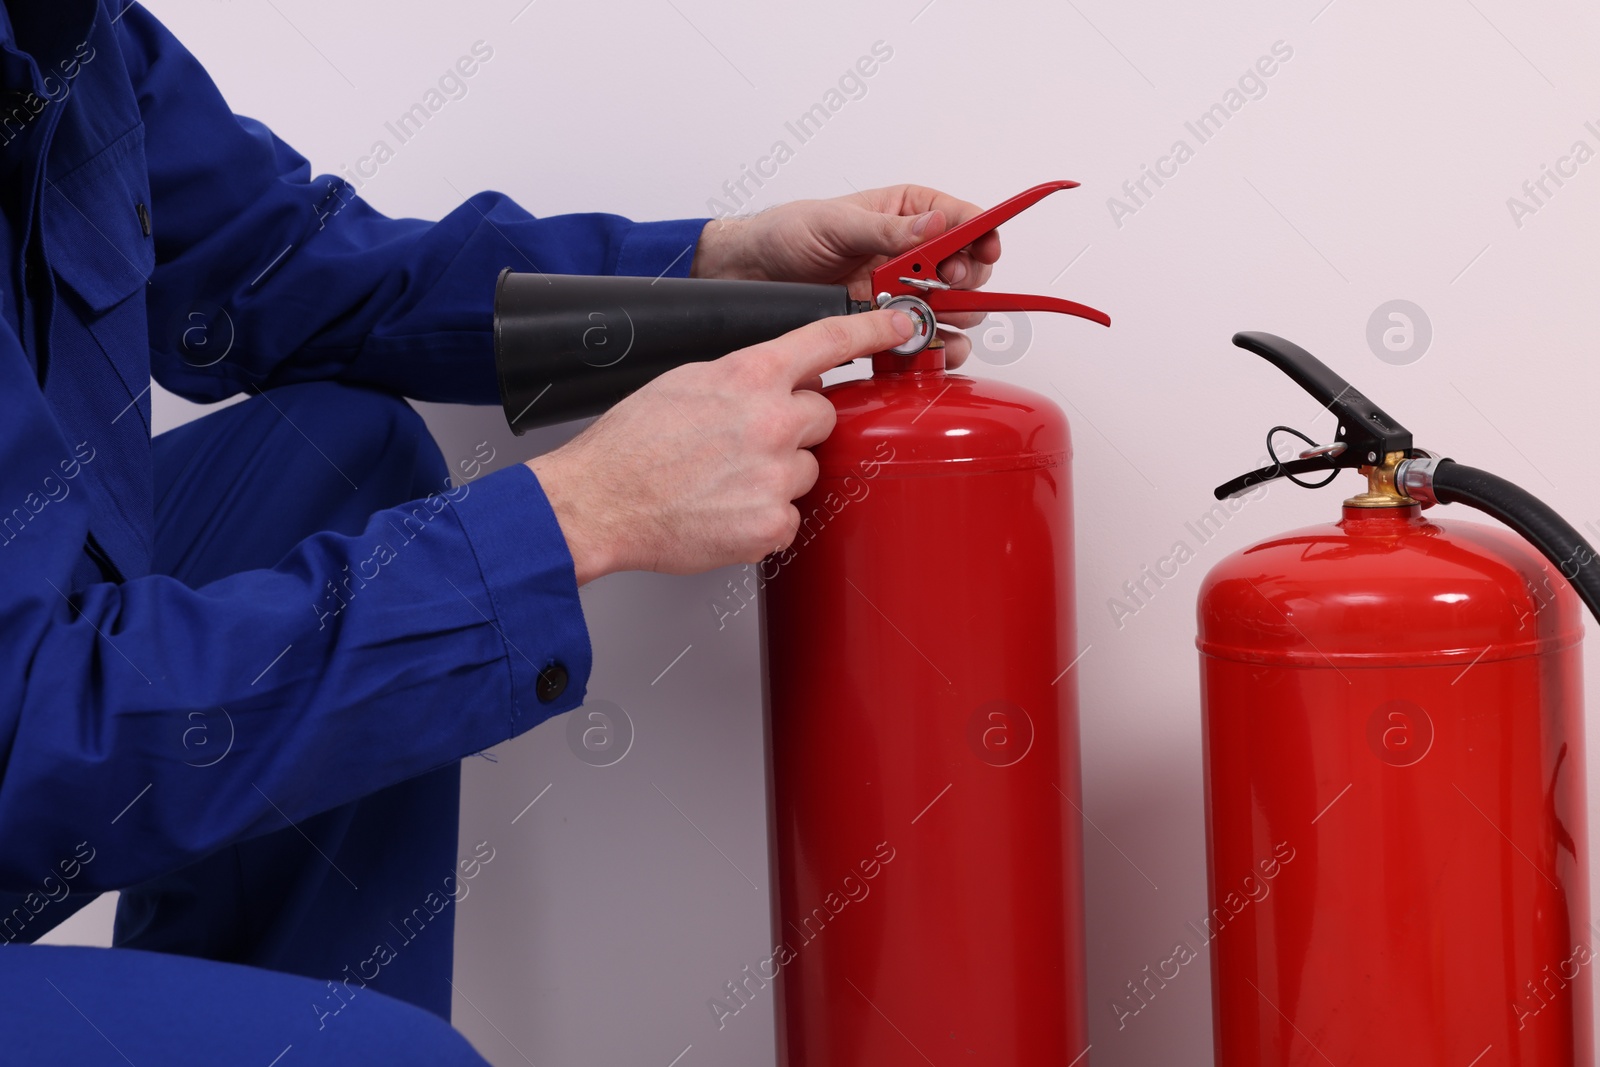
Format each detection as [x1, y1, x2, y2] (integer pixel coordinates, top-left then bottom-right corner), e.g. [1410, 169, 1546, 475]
[536, 662, 569, 703]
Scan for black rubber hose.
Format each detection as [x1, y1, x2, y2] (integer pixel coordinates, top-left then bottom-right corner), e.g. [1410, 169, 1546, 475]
[1432, 459, 1600, 624]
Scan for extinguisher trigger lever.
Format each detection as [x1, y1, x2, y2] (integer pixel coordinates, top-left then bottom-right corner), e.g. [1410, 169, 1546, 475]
[867, 181, 1111, 332]
[1215, 332, 1420, 500]
[871, 181, 1076, 291]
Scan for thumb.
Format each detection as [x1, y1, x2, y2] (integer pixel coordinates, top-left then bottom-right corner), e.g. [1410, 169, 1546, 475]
[850, 207, 946, 257]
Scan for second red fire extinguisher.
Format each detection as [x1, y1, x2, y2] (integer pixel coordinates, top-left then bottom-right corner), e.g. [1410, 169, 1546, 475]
[1199, 332, 1599, 1065]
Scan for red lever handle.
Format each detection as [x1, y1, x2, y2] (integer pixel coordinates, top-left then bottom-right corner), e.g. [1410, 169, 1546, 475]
[870, 180, 1076, 290]
[868, 179, 1109, 328]
[924, 288, 1111, 327]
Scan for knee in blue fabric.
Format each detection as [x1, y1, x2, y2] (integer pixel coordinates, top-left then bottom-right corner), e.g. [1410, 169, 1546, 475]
[2, 944, 491, 1065]
[257, 382, 443, 490]
[221, 381, 451, 523]
[150, 382, 451, 582]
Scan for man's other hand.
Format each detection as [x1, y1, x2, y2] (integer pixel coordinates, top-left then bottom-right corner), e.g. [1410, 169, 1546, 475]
[690, 185, 1001, 368]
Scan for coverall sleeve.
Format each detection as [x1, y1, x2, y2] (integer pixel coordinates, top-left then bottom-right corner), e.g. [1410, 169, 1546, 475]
[0, 347, 590, 895]
[116, 4, 708, 405]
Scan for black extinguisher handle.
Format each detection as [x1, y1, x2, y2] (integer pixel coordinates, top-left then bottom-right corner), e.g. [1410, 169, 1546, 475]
[1215, 331, 1414, 498]
[494, 271, 872, 433]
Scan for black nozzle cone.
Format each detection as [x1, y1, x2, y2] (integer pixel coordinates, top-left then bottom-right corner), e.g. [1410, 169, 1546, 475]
[493, 271, 859, 433]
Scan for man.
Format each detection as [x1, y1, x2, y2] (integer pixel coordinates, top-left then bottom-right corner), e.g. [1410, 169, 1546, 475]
[0, 1, 1001, 1062]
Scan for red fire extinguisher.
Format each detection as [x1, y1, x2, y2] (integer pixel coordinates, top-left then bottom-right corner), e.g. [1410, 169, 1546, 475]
[760, 185, 1108, 1066]
[491, 182, 1110, 1065]
[1200, 332, 1598, 1065]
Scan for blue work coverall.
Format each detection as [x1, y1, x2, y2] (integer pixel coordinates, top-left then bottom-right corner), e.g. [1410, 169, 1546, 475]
[0, 1, 704, 1061]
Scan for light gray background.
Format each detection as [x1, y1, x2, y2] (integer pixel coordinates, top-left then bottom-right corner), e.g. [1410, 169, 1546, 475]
[41, 0, 1600, 1063]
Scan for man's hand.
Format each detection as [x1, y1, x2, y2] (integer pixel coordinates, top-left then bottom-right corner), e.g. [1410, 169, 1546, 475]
[527, 309, 914, 584]
[690, 185, 1002, 367]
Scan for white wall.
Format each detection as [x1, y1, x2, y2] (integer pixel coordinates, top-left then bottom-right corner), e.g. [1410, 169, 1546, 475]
[46, 0, 1600, 1062]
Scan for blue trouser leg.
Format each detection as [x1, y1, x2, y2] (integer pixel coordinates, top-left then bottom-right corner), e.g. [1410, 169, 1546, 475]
[110, 382, 467, 1019]
[1, 943, 490, 1065]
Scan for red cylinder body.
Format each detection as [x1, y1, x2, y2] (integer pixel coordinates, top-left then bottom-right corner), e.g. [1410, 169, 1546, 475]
[1198, 503, 1591, 1065]
[761, 351, 1088, 1065]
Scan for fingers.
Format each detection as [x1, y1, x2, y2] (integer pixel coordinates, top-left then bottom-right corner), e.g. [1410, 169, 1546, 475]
[773, 503, 803, 556]
[892, 208, 945, 254]
[940, 330, 972, 369]
[939, 310, 988, 331]
[967, 229, 1003, 265]
[814, 197, 942, 260]
[790, 388, 837, 449]
[830, 185, 1006, 309]
[782, 448, 821, 502]
[879, 185, 984, 231]
[939, 246, 997, 289]
[752, 309, 914, 386]
[864, 184, 1002, 287]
